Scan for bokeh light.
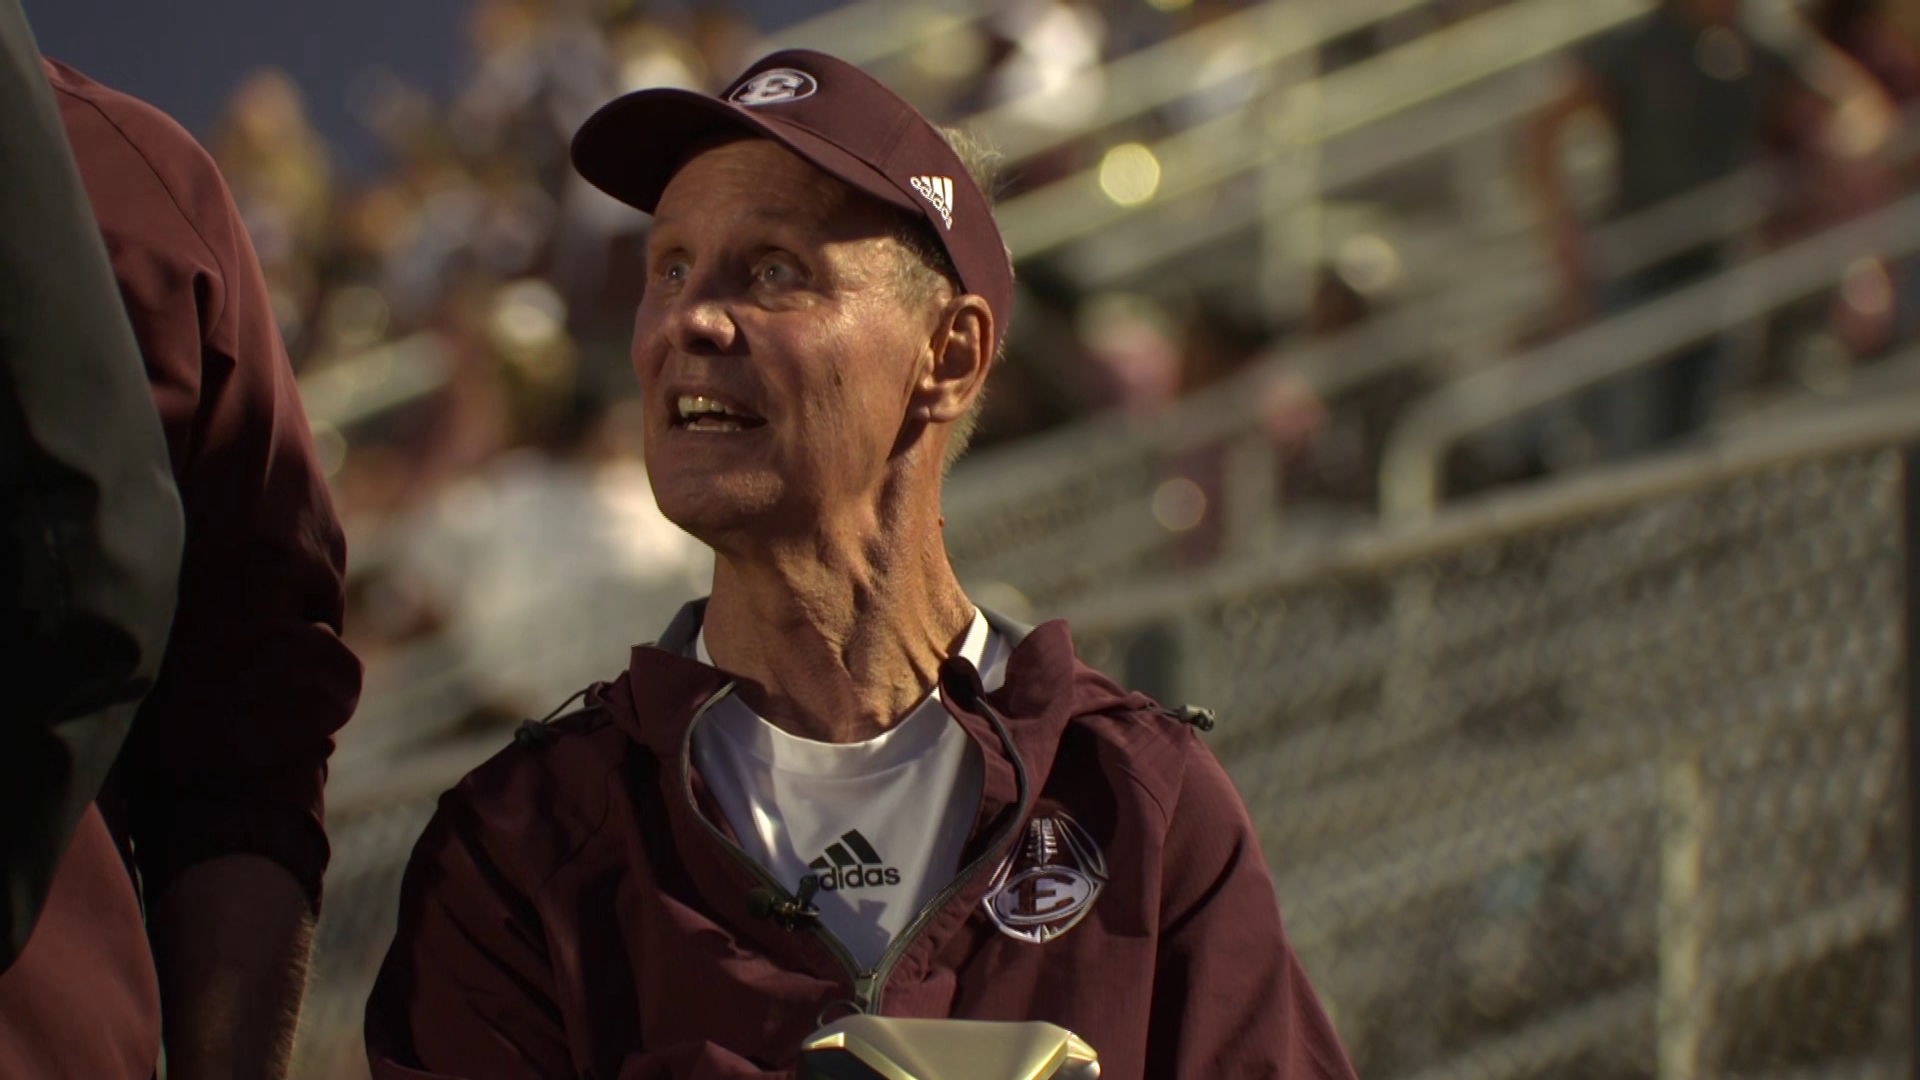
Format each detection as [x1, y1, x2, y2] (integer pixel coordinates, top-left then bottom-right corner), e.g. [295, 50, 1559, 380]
[1098, 142, 1161, 207]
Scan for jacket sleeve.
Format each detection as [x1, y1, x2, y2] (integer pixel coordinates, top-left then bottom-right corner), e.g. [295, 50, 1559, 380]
[0, 8, 180, 971]
[366, 789, 576, 1080]
[1145, 735, 1357, 1079]
[55, 75, 363, 913]
[367, 786, 792, 1080]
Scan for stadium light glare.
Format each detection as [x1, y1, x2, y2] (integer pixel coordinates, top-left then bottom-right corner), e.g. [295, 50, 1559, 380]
[1098, 143, 1161, 207]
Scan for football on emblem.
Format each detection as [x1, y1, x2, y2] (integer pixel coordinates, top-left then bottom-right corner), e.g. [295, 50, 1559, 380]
[728, 68, 818, 107]
[983, 814, 1107, 944]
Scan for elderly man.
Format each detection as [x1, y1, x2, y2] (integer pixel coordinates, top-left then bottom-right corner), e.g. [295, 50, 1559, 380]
[367, 50, 1354, 1080]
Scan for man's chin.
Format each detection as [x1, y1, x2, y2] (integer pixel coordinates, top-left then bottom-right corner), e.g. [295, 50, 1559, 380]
[652, 474, 785, 544]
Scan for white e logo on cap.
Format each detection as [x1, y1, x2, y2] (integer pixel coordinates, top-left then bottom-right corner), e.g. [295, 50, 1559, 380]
[729, 69, 818, 107]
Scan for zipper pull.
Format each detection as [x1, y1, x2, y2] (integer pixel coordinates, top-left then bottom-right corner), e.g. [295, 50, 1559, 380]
[852, 972, 880, 1013]
[746, 876, 822, 932]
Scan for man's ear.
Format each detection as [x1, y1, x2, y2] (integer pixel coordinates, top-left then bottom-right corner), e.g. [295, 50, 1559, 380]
[913, 294, 994, 424]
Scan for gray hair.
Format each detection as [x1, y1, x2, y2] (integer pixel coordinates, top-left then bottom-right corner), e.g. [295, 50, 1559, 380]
[889, 125, 1009, 472]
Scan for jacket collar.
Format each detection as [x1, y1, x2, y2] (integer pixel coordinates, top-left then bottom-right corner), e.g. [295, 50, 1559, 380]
[651, 597, 1036, 659]
[600, 598, 1133, 798]
[653, 597, 709, 658]
[591, 597, 1150, 994]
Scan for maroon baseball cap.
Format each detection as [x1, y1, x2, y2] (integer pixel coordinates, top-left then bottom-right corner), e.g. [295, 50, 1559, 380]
[571, 49, 1012, 354]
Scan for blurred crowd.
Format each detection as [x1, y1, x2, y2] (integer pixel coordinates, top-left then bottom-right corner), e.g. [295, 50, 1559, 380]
[204, 0, 1920, 724]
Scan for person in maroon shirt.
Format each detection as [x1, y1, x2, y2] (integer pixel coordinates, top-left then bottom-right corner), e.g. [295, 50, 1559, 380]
[0, 59, 362, 1080]
[366, 50, 1355, 1079]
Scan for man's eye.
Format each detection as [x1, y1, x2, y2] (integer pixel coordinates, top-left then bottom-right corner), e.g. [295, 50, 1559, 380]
[757, 259, 799, 286]
[660, 261, 689, 283]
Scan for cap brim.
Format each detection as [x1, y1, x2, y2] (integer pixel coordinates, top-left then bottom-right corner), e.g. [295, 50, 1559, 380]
[571, 88, 921, 219]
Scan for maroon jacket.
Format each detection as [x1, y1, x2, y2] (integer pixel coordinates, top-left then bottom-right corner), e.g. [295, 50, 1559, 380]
[367, 604, 1355, 1079]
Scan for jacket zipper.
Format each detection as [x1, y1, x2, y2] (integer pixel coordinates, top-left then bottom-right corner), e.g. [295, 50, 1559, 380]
[676, 681, 1032, 1015]
[677, 683, 867, 988]
[859, 753, 1030, 1012]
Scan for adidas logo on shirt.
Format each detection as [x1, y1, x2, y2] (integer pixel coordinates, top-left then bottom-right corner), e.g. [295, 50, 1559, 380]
[804, 829, 902, 891]
[908, 175, 955, 230]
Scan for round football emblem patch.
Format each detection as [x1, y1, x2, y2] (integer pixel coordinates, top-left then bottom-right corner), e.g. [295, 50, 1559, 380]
[983, 814, 1107, 944]
[728, 68, 817, 107]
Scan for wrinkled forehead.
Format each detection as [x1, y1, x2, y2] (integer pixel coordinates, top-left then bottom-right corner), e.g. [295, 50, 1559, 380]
[652, 137, 904, 246]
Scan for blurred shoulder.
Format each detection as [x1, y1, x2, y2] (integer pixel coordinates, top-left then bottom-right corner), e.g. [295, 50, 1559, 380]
[42, 58, 237, 262]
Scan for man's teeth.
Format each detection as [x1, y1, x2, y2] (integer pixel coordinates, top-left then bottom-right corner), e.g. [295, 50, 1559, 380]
[676, 395, 747, 422]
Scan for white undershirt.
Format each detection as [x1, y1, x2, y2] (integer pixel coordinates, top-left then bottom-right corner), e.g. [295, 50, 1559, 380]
[691, 611, 1008, 969]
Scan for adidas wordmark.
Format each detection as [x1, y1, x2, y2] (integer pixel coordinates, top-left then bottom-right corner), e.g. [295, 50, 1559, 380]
[804, 829, 903, 891]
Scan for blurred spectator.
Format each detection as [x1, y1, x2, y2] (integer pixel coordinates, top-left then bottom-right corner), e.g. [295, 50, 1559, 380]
[324, 283, 524, 535]
[1526, 0, 1895, 460]
[1815, 0, 1920, 102]
[388, 395, 711, 719]
[1248, 269, 1446, 517]
[1811, 0, 1920, 354]
[549, 16, 698, 301]
[451, 0, 613, 184]
[212, 70, 333, 361]
[687, 5, 763, 83]
[1076, 290, 1183, 415]
[985, 0, 1106, 133]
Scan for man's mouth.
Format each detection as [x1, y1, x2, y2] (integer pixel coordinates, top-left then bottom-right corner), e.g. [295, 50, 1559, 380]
[673, 394, 766, 433]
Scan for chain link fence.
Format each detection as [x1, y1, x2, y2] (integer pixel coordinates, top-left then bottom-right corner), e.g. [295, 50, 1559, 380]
[294, 782, 447, 1080]
[1069, 412, 1918, 1080]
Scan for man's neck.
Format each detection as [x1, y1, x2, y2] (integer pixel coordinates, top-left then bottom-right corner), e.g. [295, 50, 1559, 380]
[700, 503, 975, 745]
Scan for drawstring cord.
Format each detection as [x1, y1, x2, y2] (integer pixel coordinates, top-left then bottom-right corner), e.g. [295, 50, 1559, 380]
[514, 686, 593, 747]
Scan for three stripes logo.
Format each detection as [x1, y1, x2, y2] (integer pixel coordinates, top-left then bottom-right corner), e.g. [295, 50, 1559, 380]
[804, 830, 902, 892]
[908, 175, 956, 230]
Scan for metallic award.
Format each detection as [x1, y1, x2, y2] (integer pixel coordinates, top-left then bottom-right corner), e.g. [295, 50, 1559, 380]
[799, 1016, 1100, 1080]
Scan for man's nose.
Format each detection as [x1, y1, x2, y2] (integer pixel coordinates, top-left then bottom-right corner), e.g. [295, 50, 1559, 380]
[665, 276, 739, 356]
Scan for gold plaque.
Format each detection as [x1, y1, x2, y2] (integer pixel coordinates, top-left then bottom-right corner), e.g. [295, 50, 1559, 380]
[799, 1016, 1100, 1080]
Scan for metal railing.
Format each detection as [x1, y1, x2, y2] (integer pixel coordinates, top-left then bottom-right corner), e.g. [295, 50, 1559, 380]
[767, 0, 990, 68]
[780, 0, 1449, 169]
[792, 0, 1642, 267]
[1052, 59, 1559, 291]
[968, 0, 1431, 166]
[1378, 189, 1920, 527]
[994, 0, 1650, 260]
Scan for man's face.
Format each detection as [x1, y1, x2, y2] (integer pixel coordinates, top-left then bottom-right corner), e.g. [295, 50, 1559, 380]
[633, 139, 944, 545]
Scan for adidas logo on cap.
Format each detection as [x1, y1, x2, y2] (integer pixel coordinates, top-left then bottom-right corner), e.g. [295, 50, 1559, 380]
[804, 829, 901, 891]
[909, 175, 955, 230]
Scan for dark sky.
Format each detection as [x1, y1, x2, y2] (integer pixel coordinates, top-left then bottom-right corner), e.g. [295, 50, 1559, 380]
[24, 0, 472, 173]
[22, 0, 835, 175]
